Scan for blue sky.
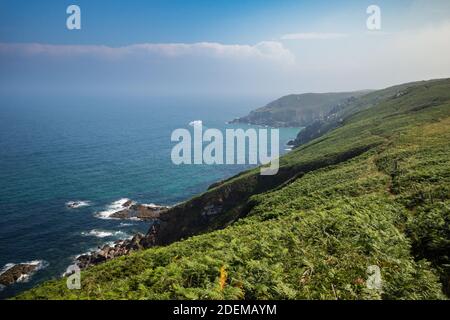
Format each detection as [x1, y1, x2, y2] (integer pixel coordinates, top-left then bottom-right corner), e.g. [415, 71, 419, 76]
[0, 0, 449, 97]
[0, 0, 411, 45]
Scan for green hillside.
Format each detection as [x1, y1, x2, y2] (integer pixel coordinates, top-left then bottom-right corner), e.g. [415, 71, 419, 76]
[292, 80, 447, 146]
[231, 91, 369, 127]
[17, 78, 450, 300]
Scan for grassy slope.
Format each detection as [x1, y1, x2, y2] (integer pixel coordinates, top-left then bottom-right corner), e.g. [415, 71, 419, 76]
[293, 79, 444, 146]
[17, 79, 450, 300]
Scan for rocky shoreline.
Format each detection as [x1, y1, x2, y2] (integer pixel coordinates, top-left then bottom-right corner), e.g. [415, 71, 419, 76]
[75, 233, 150, 269]
[0, 200, 168, 290]
[75, 224, 160, 269]
[73, 200, 166, 270]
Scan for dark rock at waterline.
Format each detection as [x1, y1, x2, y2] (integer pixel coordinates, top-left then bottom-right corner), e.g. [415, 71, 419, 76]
[110, 203, 169, 220]
[122, 199, 134, 207]
[0, 264, 37, 286]
[66, 201, 88, 209]
[109, 209, 131, 219]
[75, 233, 152, 269]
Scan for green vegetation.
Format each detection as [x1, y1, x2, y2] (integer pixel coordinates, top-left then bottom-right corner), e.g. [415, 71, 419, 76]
[17, 78, 450, 300]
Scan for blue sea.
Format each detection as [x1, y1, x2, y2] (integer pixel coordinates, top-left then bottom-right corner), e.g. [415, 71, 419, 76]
[0, 95, 300, 299]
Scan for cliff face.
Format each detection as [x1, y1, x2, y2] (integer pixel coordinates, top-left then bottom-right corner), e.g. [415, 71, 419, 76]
[230, 91, 369, 127]
[149, 143, 376, 246]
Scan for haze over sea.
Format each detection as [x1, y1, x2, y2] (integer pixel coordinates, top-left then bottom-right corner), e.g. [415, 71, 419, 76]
[0, 95, 300, 298]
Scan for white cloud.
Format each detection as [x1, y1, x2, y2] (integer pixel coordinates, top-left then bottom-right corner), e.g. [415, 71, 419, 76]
[281, 32, 349, 40]
[0, 41, 295, 64]
[287, 21, 450, 91]
[1, 22, 449, 96]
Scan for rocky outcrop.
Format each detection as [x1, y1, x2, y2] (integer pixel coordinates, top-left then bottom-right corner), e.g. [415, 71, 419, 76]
[66, 201, 90, 209]
[0, 264, 37, 286]
[110, 202, 170, 220]
[73, 200, 170, 269]
[76, 233, 151, 269]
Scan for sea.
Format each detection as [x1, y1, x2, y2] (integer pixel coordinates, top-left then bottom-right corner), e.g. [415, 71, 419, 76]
[0, 94, 301, 299]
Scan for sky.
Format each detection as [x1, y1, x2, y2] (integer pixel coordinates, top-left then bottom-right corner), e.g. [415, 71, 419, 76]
[0, 0, 450, 98]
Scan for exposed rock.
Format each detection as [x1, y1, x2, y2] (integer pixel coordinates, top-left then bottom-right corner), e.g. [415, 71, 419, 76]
[122, 199, 134, 207]
[110, 203, 169, 220]
[74, 232, 153, 269]
[72, 200, 169, 270]
[109, 209, 132, 219]
[0, 264, 37, 286]
[66, 201, 90, 209]
[394, 90, 409, 98]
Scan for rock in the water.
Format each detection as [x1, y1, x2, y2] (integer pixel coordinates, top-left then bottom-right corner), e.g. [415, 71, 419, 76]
[74, 231, 156, 270]
[70, 199, 169, 270]
[122, 199, 134, 207]
[66, 201, 90, 209]
[109, 202, 169, 220]
[109, 209, 131, 219]
[0, 263, 37, 286]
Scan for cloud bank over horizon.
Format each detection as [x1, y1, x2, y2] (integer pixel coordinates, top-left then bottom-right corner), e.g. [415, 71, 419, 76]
[0, 41, 295, 64]
[1, 3, 450, 98]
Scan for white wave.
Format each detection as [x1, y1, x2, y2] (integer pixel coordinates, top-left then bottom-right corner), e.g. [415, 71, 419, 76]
[66, 200, 91, 209]
[189, 120, 203, 127]
[74, 250, 93, 260]
[0, 260, 49, 284]
[284, 148, 293, 151]
[74, 240, 117, 260]
[74, 238, 126, 261]
[141, 203, 164, 208]
[81, 229, 127, 238]
[95, 198, 132, 219]
[119, 222, 135, 227]
[70, 232, 138, 275]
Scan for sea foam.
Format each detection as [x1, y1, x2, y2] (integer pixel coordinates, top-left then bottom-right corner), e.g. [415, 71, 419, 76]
[95, 198, 132, 219]
[81, 229, 127, 238]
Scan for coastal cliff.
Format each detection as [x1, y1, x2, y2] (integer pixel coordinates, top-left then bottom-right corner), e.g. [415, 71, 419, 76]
[230, 91, 369, 127]
[18, 78, 450, 299]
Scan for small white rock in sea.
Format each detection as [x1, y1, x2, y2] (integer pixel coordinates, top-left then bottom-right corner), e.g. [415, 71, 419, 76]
[66, 201, 90, 209]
